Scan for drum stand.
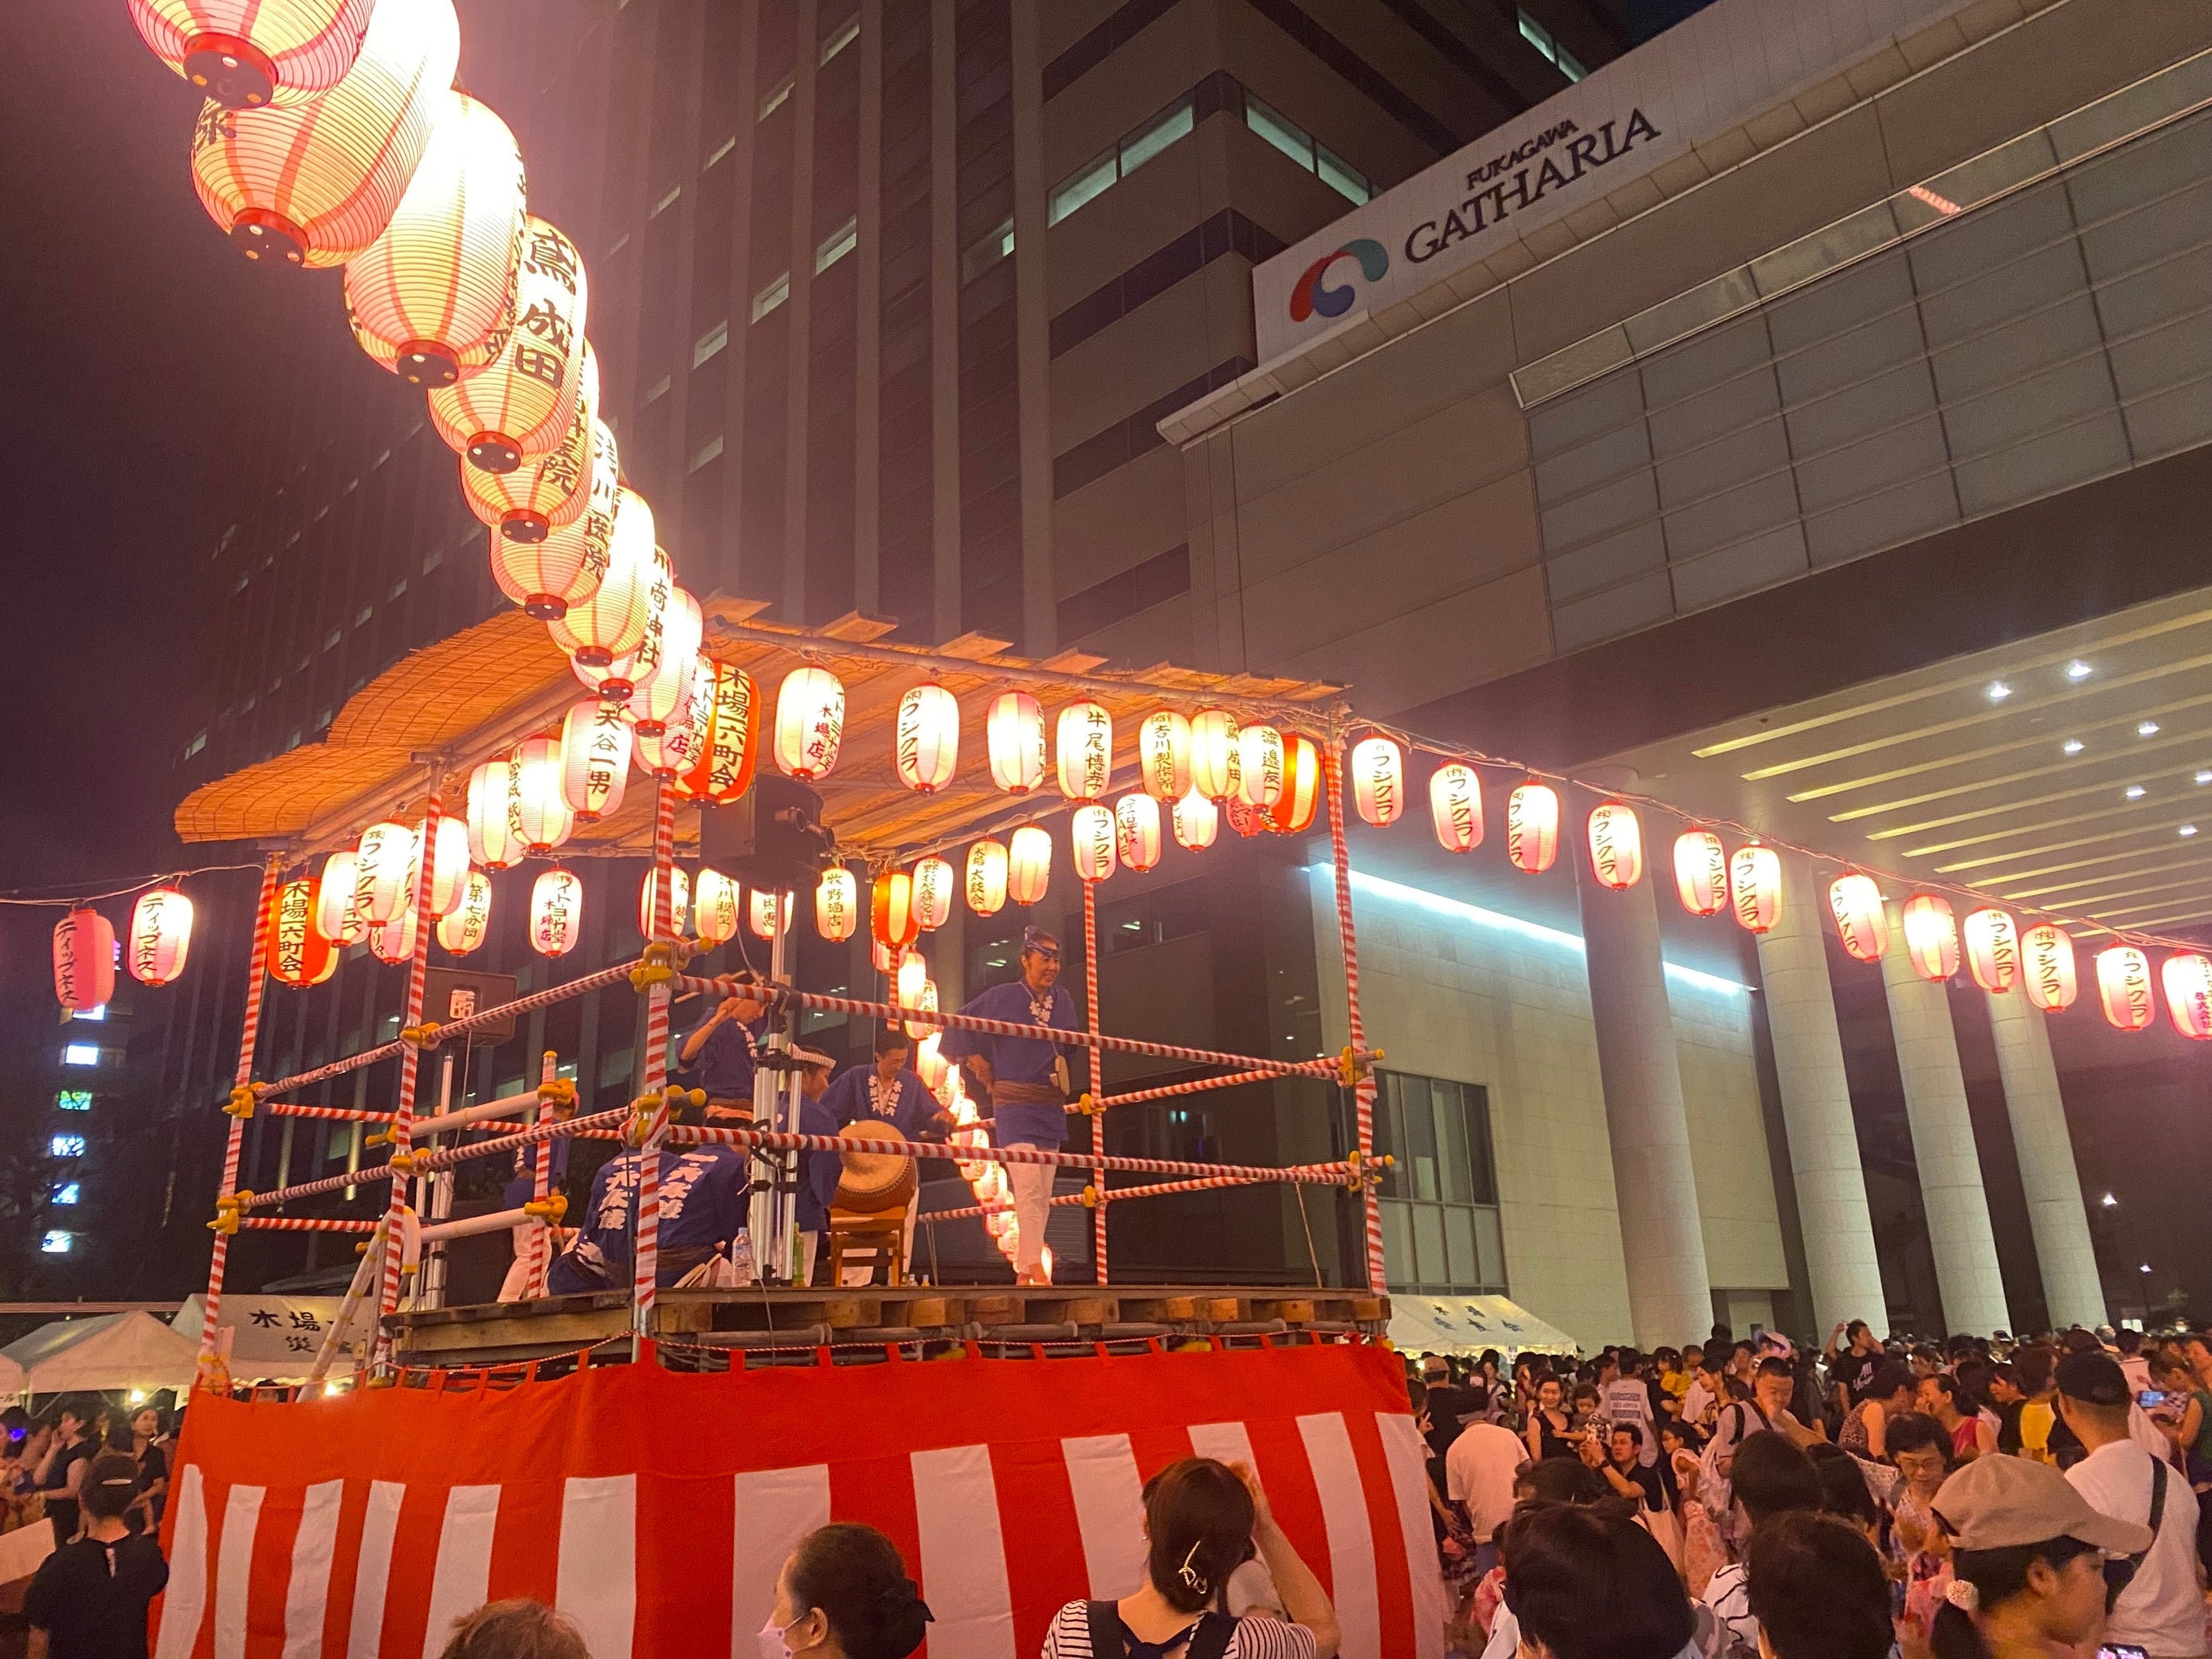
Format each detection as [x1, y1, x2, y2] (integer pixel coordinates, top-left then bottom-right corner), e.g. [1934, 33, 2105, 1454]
[747, 904, 804, 1284]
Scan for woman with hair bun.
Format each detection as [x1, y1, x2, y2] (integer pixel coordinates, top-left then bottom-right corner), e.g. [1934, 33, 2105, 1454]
[762, 1524, 934, 1659]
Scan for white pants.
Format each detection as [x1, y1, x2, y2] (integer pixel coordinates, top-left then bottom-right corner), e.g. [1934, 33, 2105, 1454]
[497, 1222, 539, 1301]
[1007, 1161, 1053, 1277]
[841, 1193, 919, 1287]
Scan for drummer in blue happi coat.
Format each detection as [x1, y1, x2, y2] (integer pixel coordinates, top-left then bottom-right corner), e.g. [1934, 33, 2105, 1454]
[818, 1025, 954, 1280]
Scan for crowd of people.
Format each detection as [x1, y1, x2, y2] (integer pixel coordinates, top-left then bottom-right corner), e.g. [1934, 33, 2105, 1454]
[1410, 1320, 2212, 1659]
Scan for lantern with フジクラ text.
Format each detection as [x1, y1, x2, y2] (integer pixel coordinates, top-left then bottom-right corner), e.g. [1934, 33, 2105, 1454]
[1073, 803, 1118, 882]
[187, 0, 457, 267]
[437, 870, 492, 955]
[986, 692, 1045, 794]
[128, 0, 375, 108]
[2096, 945, 2155, 1031]
[1507, 782, 1559, 874]
[2161, 954, 2212, 1040]
[1116, 794, 1163, 873]
[1586, 800, 1642, 890]
[315, 850, 365, 943]
[638, 868, 689, 941]
[625, 585, 702, 737]
[530, 868, 583, 958]
[1351, 736, 1403, 827]
[494, 419, 618, 620]
[775, 666, 846, 781]
[1429, 764, 1482, 853]
[1675, 831, 1728, 918]
[1172, 790, 1218, 851]
[1190, 710, 1239, 802]
[269, 880, 337, 987]
[815, 868, 858, 942]
[680, 661, 763, 802]
[463, 344, 596, 543]
[1139, 711, 1191, 801]
[570, 538, 669, 703]
[412, 815, 469, 919]
[343, 89, 525, 386]
[1901, 894, 1959, 982]
[367, 905, 418, 965]
[638, 660, 711, 781]
[1828, 872, 1887, 961]
[1009, 826, 1053, 905]
[1963, 908, 2020, 993]
[354, 820, 413, 924]
[560, 697, 632, 824]
[465, 758, 520, 871]
[1235, 724, 1284, 810]
[429, 215, 587, 471]
[966, 841, 1008, 915]
[52, 908, 116, 1013]
[872, 872, 917, 949]
[1266, 734, 1321, 834]
[1729, 843, 1781, 934]
[896, 684, 960, 793]
[693, 869, 739, 945]
[512, 736, 575, 855]
[912, 857, 955, 931]
[1057, 703, 1113, 802]
[2022, 925, 2077, 1011]
[127, 888, 194, 986]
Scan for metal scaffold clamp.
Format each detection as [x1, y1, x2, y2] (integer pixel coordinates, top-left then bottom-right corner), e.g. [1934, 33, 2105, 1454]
[222, 1084, 266, 1120]
[398, 1021, 441, 1049]
[208, 1190, 252, 1233]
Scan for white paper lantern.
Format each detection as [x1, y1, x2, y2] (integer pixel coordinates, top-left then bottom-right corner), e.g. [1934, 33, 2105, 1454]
[367, 905, 419, 965]
[695, 868, 739, 945]
[1901, 893, 1958, 980]
[896, 684, 960, 793]
[1190, 709, 1238, 802]
[127, 888, 194, 986]
[573, 536, 671, 703]
[560, 697, 633, 824]
[1963, 907, 2020, 994]
[1116, 793, 1163, 873]
[625, 586, 703, 737]
[512, 735, 575, 855]
[1585, 800, 1642, 891]
[1505, 782, 1559, 874]
[1827, 871, 1886, 960]
[1172, 789, 1218, 851]
[437, 869, 492, 954]
[1009, 826, 1053, 905]
[1429, 764, 1482, 853]
[750, 888, 784, 940]
[1073, 802, 1118, 882]
[966, 841, 1009, 915]
[315, 849, 365, 943]
[1729, 844, 1782, 934]
[354, 820, 412, 924]
[2096, 945, 2155, 1031]
[896, 947, 928, 1010]
[530, 868, 583, 957]
[2160, 953, 2212, 1041]
[411, 815, 470, 919]
[909, 856, 955, 931]
[987, 691, 1046, 794]
[1351, 736, 1403, 827]
[465, 757, 521, 871]
[1057, 702, 1113, 802]
[639, 867, 689, 940]
[1236, 724, 1284, 809]
[1139, 710, 1192, 801]
[815, 868, 858, 942]
[2022, 924, 2077, 1011]
[774, 665, 845, 780]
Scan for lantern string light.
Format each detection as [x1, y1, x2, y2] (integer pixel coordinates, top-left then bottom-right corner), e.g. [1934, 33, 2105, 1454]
[0, 862, 267, 906]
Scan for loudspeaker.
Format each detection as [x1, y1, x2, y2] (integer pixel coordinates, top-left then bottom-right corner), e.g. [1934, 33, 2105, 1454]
[700, 775, 830, 890]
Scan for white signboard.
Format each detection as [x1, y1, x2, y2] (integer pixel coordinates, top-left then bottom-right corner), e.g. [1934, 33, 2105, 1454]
[171, 1295, 363, 1381]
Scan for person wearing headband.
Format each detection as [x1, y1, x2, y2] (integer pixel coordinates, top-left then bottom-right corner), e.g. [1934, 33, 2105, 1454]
[24, 1453, 168, 1659]
[679, 972, 771, 1123]
[762, 1523, 932, 1659]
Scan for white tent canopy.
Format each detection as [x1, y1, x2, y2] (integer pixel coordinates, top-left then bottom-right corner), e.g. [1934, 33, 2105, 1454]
[1, 1311, 196, 1398]
[171, 1296, 361, 1383]
[1387, 1293, 1580, 1357]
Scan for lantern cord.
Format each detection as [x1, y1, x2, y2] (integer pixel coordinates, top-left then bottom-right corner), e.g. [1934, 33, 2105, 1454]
[0, 862, 264, 907]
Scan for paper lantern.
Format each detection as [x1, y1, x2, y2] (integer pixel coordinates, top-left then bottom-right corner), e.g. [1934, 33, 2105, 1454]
[1506, 782, 1559, 874]
[815, 868, 858, 942]
[53, 908, 116, 1013]
[891, 684, 959, 793]
[986, 692, 1045, 794]
[639, 659, 711, 781]
[1009, 826, 1053, 905]
[125, 888, 194, 986]
[1073, 803, 1118, 881]
[269, 880, 336, 987]
[905, 978, 939, 1043]
[353, 820, 412, 924]
[1963, 908, 2020, 994]
[1116, 794, 1163, 873]
[748, 889, 784, 939]
[1138, 711, 1192, 801]
[965, 841, 1009, 915]
[1235, 725, 1284, 809]
[547, 481, 651, 661]
[896, 948, 928, 1011]
[912, 857, 956, 931]
[693, 869, 739, 946]
[1226, 794, 1265, 839]
[493, 419, 618, 621]
[367, 905, 419, 965]
[315, 849, 365, 943]
[873, 871, 918, 949]
[1674, 830, 1728, 918]
[1900, 894, 1959, 981]
[1172, 789, 1218, 852]
[343, 89, 524, 385]
[559, 698, 632, 825]
[512, 735, 575, 855]
[1428, 765, 1482, 853]
[1057, 702, 1113, 802]
[437, 870, 492, 955]
[463, 342, 596, 543]
[915, 1033, 945, 1092]
[2160, 954, 2212, 1040]
[775, 666, 846, 781]
[1190, 709, 1240, 802]
[638, 868, 690, 941]
[625, 586, 702, 737]
[530, 868, 583, 958]
[2095, 945, 2155, 1031]
[1266, 734, 1322, 834]
[127, 0, 375, 107]
[2022, 925, 2077, 1011]
[673, 661, 760, 802]
[569, 533, 671, 704]
[1827, 872, 1886, 961]
[1728, 843, 1781, 934]
[1351, 736, 1403, 827]
[187, 0, 457, 267]
[411, 815, 469, 919]
[465, 759, 520, 871]
[1586, 800, 1642, 890]
[428, 215, 587, 471]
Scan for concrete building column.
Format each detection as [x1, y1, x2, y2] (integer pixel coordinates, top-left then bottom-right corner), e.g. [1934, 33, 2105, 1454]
[1984, 989, 2108, 1329]
[1877, 901, 2010, 1335]
[1573, 796, 1712, 1348]
[1753, 852, 1888, 1335]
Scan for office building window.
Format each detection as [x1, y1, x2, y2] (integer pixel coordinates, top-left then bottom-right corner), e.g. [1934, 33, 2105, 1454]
[691, 435, 724, 472]
[55, 1092, 90, 1112]
[1097, 881, 1206, 956]
[815, 215, 857, 273]
[704, 134, 735, 169]
[183, 730, 206, 759]
[49, 1135, 85, 1159]
[71, 1005, 104, 1022]
[1243, 94, 1371, 204]
[40, 1231, 73, 1255]
[61, 1045, 99, 1068]
[1518, 10, 1585, 80]
[1369, 1073, 1506, 1293]
[759, 73, 794, 120]
[651, 184, 680, 218]
[693, 320, 728, 367]
[420, 544, 441, 573]
[961, 217, 1014, 284]
[53, 1183, 79, 1206]
[751, 271, 790, 321]
[820, 12, 858, 63]
[645, 374, 671, 403]
[1049, 95, 1195, 226]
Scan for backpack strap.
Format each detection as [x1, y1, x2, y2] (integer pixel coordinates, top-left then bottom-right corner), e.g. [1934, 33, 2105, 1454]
[1186, 1612, 1237, 1659]
[2132, 1457, 2170, 1574]
[1087, 1601, 1126, 1659]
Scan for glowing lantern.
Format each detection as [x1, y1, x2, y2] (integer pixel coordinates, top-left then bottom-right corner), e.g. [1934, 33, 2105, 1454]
[1963, 908, 2020, 993]
[2160, 954, 2212, 1040]
[815, 868, 858, 942]
[530, 868, 583, 958]
[986, 692, 1046, 794]
[572, 541, 670, 704]
[915, 1033, 945, 1092]
[1674, 830, 1728, 918]
[1728, 843, 1781, 934]
[1173, 789, 1218, 851]
[186, 0, 457, 267]
[1190, 710, 1239, 802]
[1351, 736, 1403, 827]
[495, 419, 617, 622]
[638, 868, 690, 940]
[1057, 702, 1114, 802]
[896, 948, 928, 1011]
[1827, 872, 1887, 961]
[2022, 925, 2078, 1011]
[367, 905, 419, 965]
[1226, 794, 1265, 838]
[411, 815, 470, 919]
[749, 889, 784, 939]
[966, 841, 1009, 915]
[905, 978, 939, 1043]
[465, 758, 520, 871]
[1586, 801, 1643, 890]
[1900, 894, 1959, 981]
[893, 684, 960, 793]
[693, 869, 739, 945]
[1506, 782, 1560, 874]
[1073, 803, 1118, 881]
[512, 736, 575, 855]
[127, 0, 375, 108]
[53, 908, 116, 1013]
[872, 939, 895, 976]
[1428, 765, 1482, 853]
[912, 857, 956, 931]
[1116, 794, 1163, 872]
[1235, 725, 1284, 809]
[640, 660, 711, 781]
[314, 850, 365, 943]
[428, 215, 587, 471]
[1009, 826, 1053, 905]
[549, 483, 653, 662]
[559, 698, 631, 825]
[775, 666, 846, 781]
[678, 661, 763, 802]
[1266, 734, 1322, 834]
[268, 880, 336, 987]
[2095, 945, 2155, 1031]
[1139, 711, 1192, 801]
[462, 343, 597, 543]
[354, 821, 412, 924]
[125, 888, 194, 986]
[873, 871, 918, 949]
[437, 870, 492, 955]
[625, 585, 702, 738]
[343, 89, 524, 386]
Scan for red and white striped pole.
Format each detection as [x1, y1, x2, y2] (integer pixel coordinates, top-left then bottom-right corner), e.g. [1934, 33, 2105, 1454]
[1322, 744, 1386, 1293]
[527, 1049, 557, 1297]
[374, 783, 444, 1368]
[198, 851, 283, 1382]
[632, 777, 678, 1351]
[1082, 877, 1106, 1284]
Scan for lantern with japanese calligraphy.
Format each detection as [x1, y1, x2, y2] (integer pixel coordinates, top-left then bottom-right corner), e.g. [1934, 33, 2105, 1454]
[986, 692, 1045, 794]
[884, 682, 957, 794]
[1827, 872, 1887, 962]
[905, 978, 939, 1044]
[343, 89, 525, 386]
[872, 871, 917, 949]
[463, 343, 596, 543]
[1138, 711, 1191, 801]
[1187, 709, 1237, 802]
[638, 867, 689, 941]
[269, 879, 336, 987]
[639, 659, 711, 782]
[1586, 800, 1643, 890]
[1900, 894, 1959, 981]
[428, 215, 587, 471]
[1265, 734, 1321, 834]
[1506, 782, 1560, 874]
[912, 857, 955, 931]
[1172, 789, 1218, 852]
[2161, 953, 2212, 1040]
[1072, 804, 1118, 881]
[559, 698, 631, 824]
[549, 483, 653, 663]
[1109, 794, 1157, 873]
[186, 0, 457, 267]
[2095, 945, 2155, 1031]
[126, 887, 194, 986]
[353, 820, 412, 924]
[311, 851, 360, 943]
[367, 905, 418, 965]
[128, 0, 375, 108]
[437, 869, 492, 955]
[1235, 724, 1284, 810]
[511, 735, 575, 855]
[1009, 826, 1053, 905]
[1351, 736, 1403, 827]
[1728, 843, 1781, 934]
[464, 758, 520, 871]
[678, 661, 763, 802]
[1428, 764, 1482, 853]
[529, 867, 582, 958]
[1963, 908, 2020, 993]
[1056, 702, 1113, 802]
[749, 888, 786, 940]
[693, 868, 739, 946]
[1223, 794, 1261, 838]
[494, 418, 618, 621]
[966, 841, 1008, 915]
[2022, 925, 2077, 1011]
[571, 542, 669, 704]
[623, 586, 701, 738]
[815, 868, 858, 942]
[412, 815, 469, 919]
[52, 908, 116, 1013]
[775, 666, 846, 781]
[1673, 830, 1728, 918]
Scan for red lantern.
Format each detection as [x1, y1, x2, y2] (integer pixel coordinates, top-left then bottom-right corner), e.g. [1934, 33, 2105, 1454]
[2095, 945, 2155, 1031]
[775, 666, 846, 781]
[986, 692, 1046, 794]
[560, 697, 633, 825]
[269, 880, 336, 987]
[1263, 733, 1321, 833]
[1507, 782, 1559, 874]
[896, 684, 960, 793]
[1190, 710, 1239, 801]
[2022, 925, 2078, 1011]
[462, 344, 597, 543]
[912, 857, 955, 931]
[815, 869, 858, 942]
[1827, 873, 1887, 961]
[429, 215, 588, 471]
[965, 841, 1009, 916]
[550, 484, 653, 665]
[1139, 711, 1192, 801]
[1728, 843, 1781, 933]
[1963, 908, 2020, 993]
[1172, 790, 1218, 851]
[1429, 765, 1483, 853]
[529, 869, 583, 958]
[1901, 894, 1959, 981]
[1226, 794, 1265, 838]
[1351, 736, 1403, 827]
[1008, 826, 1053, 905]
[53, 908, 116, 1012]
[128, 0, 375, 108]
[638, 868, 689, 941]
[437, 870, 492, 955]
[679, 661, 763, 802]
[1673, 830, 1728, 918]
[873, 872, 918, 949]
[1116, 794, 1163, 872]
[1073, 802, 1118, 881]
[1057, 702, 1114, 802]
[127, 888, 193, 986]
[1586, 801, 1642, 890]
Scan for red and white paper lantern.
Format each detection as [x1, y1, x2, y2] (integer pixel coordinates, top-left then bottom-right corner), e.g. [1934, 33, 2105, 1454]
[315, 850, 365, 943]
[1009, 826, 1053, 905]
[1073, 802, 1118, 882]
[1351, 736, 1403, 827]
[694, 869, 739, 946]
[1139, 711, 1192, 801]
[354, 820, 413, 924]
[1586, 800, 1642, 890]
[127, 887, 194, 986]
[560, 697, 633, 824]
[367, 905, 418, 966]
[1172, 790, 1218, 852]
[1057, 702, 1113, 802]
[1235, 724, 1284, 810]
[912, 857, 956, 931]
[2095, 945, 2155, 1031]
[128, 0, 376, 108]
[2021, 924, 2077, 1011]
[512, 736, 575, 855]
[1429, 765, 1482, 854]
[465, 759, 520, 871]
[428, 214, 587, 471]
[966, 841, 1009, 916]
[638, 867, 689, 941]
[530, 868, 583, 958]
[2160, 953, 2212, 1040]
[986, 692, 1046, 794]
[815, 869, 858, 942]
[1901, 894, 1959, 982]
[1674, 830, 1728, 918]
[1506, 782, 1559, 874]
[748, 888, 783, 941]
[1963, 908, 2020, 994]
[1267, 734, 1321, 834]
[53, 908, 116, 1012]
[1827, 872, 1887, 961]
[1190, 710, 1238, 802]
[437, 870, 492, 955]
[413, 815, 469, 920]
[549, 484, 653, 668]
[1116, 794, 1163, 873]
[775, 666, 845, 781]
[1728, 843, 1781, 934]
[896, 684, 960, 793]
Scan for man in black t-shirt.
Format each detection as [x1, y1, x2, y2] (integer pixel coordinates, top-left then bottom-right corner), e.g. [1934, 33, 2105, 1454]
[25, 1452, 168, 1659]
[1586, 1423, 1667, 1514]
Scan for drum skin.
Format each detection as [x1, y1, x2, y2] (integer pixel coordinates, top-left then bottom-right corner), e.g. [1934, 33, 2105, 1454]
[833, 1119, 917, 1213]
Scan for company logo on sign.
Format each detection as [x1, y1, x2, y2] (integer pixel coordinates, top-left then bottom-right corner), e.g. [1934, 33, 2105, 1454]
[1288, 237, 1389, 322]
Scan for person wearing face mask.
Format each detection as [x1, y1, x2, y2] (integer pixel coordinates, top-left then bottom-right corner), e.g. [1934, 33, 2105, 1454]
[760, 1523, 931, 1659]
